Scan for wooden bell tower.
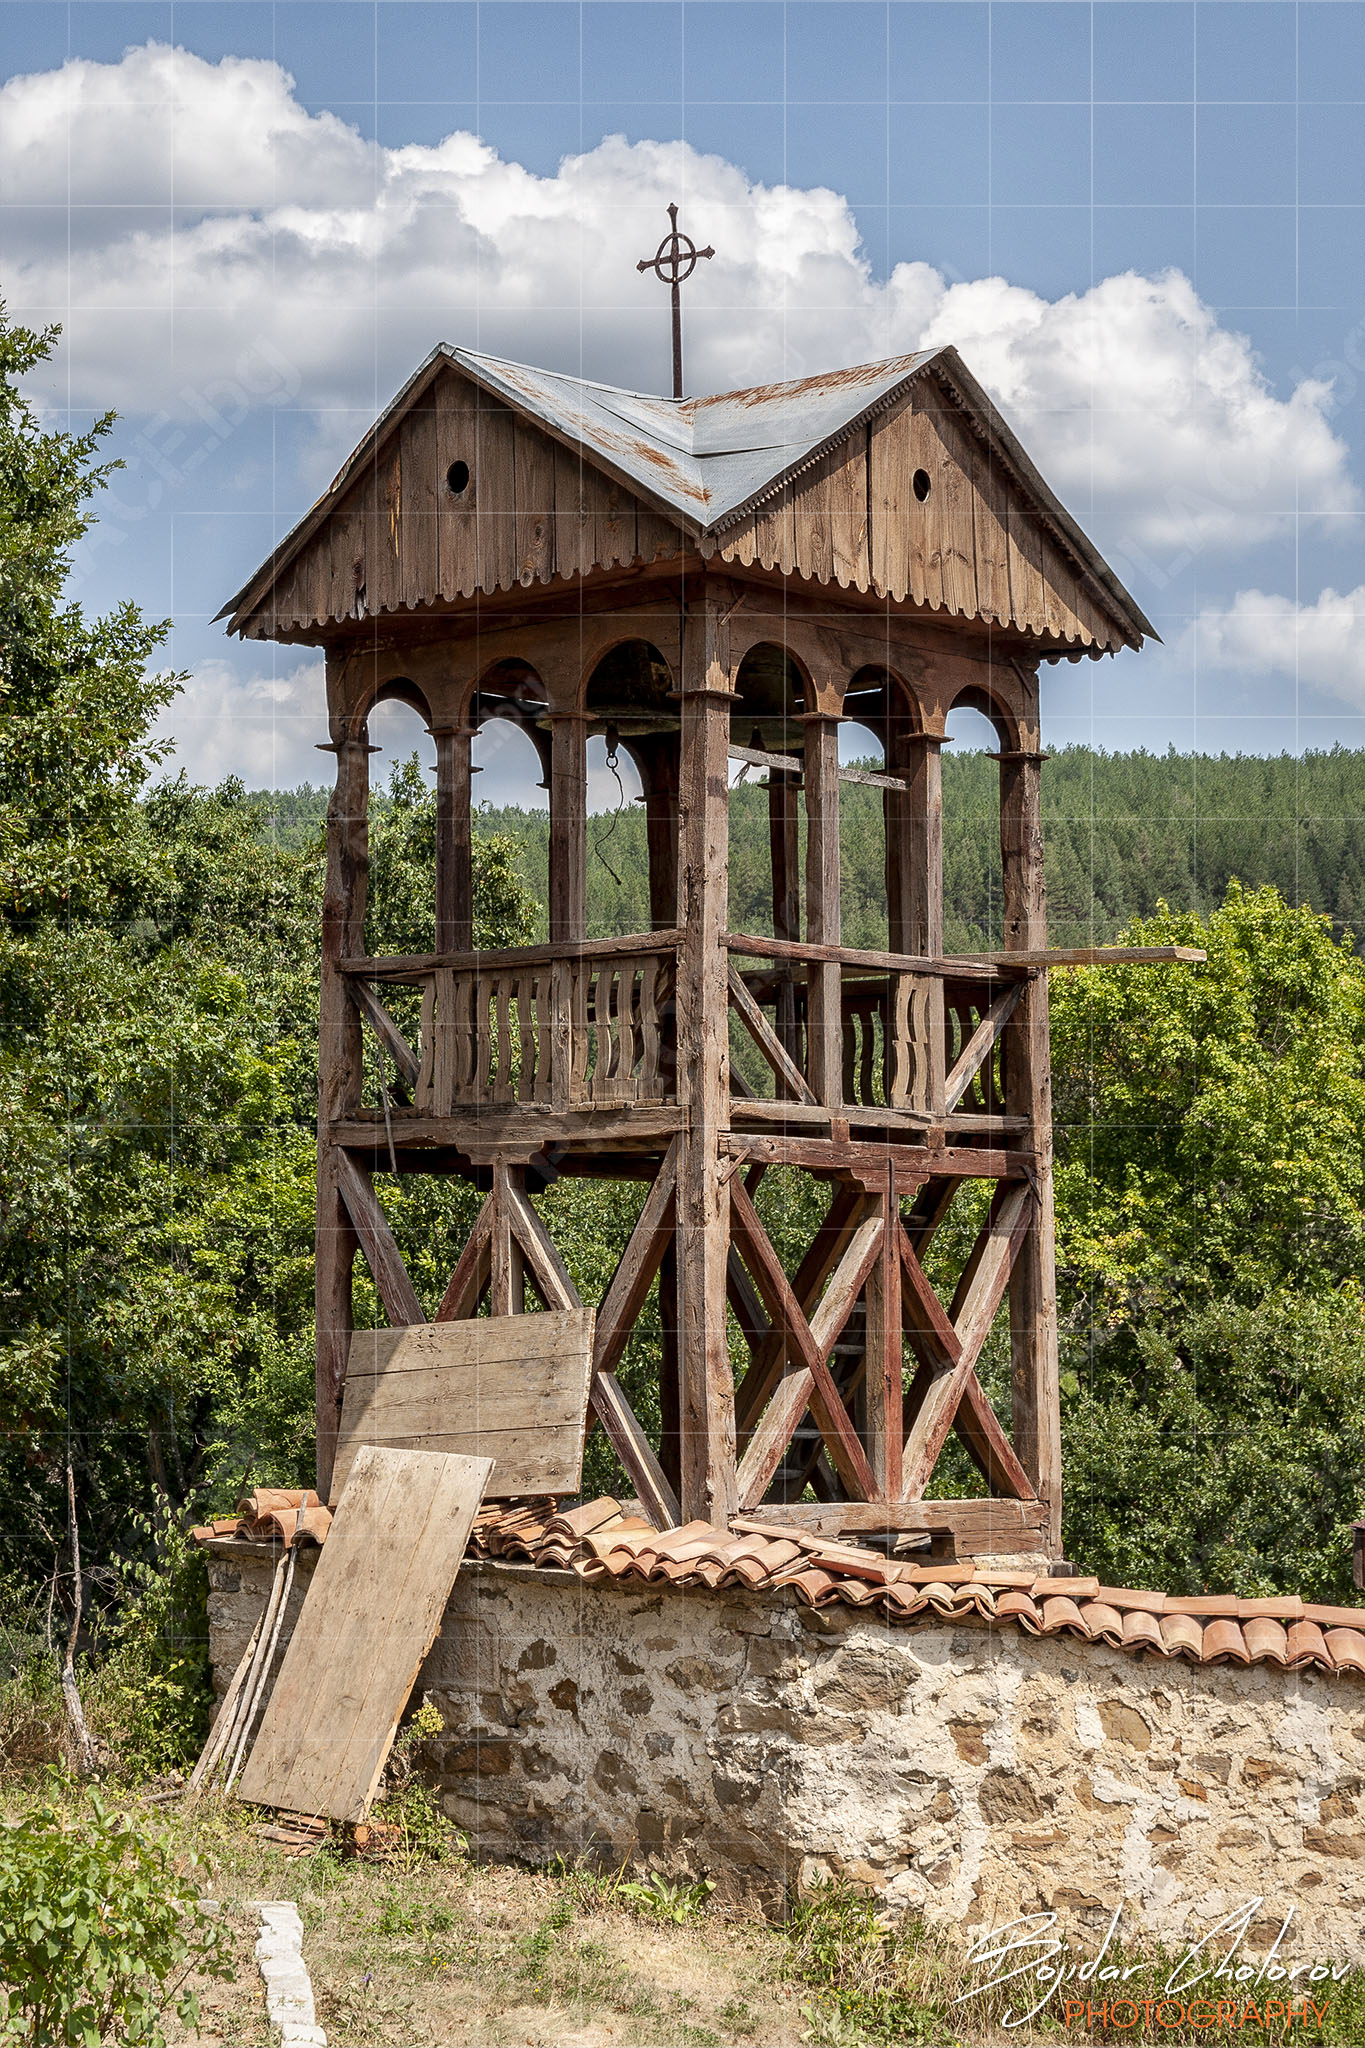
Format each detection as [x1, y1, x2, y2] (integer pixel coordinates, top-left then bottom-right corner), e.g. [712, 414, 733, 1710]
[221, 340, 1165, 1558]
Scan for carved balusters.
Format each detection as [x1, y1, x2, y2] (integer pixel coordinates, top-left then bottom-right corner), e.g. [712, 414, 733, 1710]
[375, 945, 678, 1115]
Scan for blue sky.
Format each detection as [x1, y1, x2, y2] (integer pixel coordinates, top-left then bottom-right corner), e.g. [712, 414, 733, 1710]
[2, 0, 1363, 797]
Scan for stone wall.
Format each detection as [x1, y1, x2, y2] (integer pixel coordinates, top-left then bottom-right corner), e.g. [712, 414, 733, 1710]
[206, 1544, 1365, 1951]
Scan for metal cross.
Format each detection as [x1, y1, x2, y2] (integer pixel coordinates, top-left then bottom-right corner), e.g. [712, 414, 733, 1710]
[636, 202, 714, 401]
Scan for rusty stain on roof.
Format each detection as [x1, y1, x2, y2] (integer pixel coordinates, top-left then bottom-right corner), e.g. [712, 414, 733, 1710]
[194, 1493, 1365, 1679]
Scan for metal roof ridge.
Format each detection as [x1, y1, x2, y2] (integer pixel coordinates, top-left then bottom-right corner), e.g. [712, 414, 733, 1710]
[446, 343, 690, 412]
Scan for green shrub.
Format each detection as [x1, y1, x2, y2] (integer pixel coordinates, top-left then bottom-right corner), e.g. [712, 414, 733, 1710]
[88, 1505, 212, 1778]
[369, 1698, 464, 1868]
[617, 1872, 715, 1924]
[786, 1883, 950, 2047]
[0, 1795, 226, 2044]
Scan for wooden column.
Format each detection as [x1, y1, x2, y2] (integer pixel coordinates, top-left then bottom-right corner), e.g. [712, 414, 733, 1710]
[864, 1168, 903, 1499]
[433, 724, 473, 954]
[315, 724, 371, 1495]
[549, 713, 588, 943]
[802, 713, 843, 1108]
[490, 1160, 526, 1314]
[658, 1238, 681, 1494]
[768, 753, 802, 1078]
[888, 728, 947, 1119]
[1000, 741, 1063, 1554]
[674, 592, 738, 1526]
[635, 735, 680, 931]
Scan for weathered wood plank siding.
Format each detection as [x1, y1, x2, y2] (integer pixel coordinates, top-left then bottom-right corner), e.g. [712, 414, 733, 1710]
[716, 380, 1124, 650]
[248, 366, 1126, 652]
[253, 367, 687, 634]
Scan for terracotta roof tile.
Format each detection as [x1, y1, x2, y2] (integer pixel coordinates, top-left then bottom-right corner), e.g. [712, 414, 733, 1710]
[1326, 1628, 1365, 1675]
[1305, 1601, 1365, 1629]
[547, 1499, 626, 1540]
[1160, 1613, 1205, 1660]
[1078, 1600, 1125, 1647]
[191, 1491, 1365, 1682]
[1202, 1619, 1251, 1665]
[1039, 1594, 1088, 1636]
[833, 1577, 889, 1609]
[1286, 1620, 1332, 1670]
[1098, 1586, 1167, 1615]
[1239, 1596, 1304, 1622]
[1121, 1609, 1165, 1654]
[996, 1589, 1041, 1628]
[1242, 1617, 1290, 1666]
[788, 1567, 841, 1606]
[1167, 1595, 1241, 1619]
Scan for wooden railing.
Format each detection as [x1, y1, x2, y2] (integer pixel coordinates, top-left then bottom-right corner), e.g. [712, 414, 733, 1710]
[724, 933, 1030, 1129]
[342, 931, 1194, 1134]
[342, 932, 681, 1114]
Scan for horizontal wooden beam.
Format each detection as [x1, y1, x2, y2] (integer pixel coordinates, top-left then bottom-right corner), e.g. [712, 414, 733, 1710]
[724, 1135, 1026, 1180]
[331, 1109, 683, 1152]
[837, 763, 910, 794]
[341, 927, 685, 980]
[726, 933, 1204, 977]
[725, 931, 1017, 982]
[728, 742, 801, 778]
[729, 1098, 1028, 1136]
[976, 945, 1206, 968]
[727, 745, 910, 798]
[737, 1497, 1048, 1546]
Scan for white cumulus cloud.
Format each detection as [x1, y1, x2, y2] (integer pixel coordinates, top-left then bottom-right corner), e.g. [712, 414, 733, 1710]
[159, 656, 327, 788]
[1190, 586, 1365, 709]
[3, 41, 1358, 571]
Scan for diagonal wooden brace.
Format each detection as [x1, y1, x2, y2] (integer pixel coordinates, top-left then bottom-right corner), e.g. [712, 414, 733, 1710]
[502, 1180, 582, 1313]
[943, 982, 1021, 1113]
[726, 963, 817, 1104]
[582, 1139, 683, 1532]
[733, 1184, 864, 1436]
[434, 1197, 493, 1321]
[336, 1150, 426, 1327]
[348, 980, 420, 1091]
[593, 1138, 679, 1378]
[900, 1181, 1034, 1499]
[730, 1178, 879, 1505]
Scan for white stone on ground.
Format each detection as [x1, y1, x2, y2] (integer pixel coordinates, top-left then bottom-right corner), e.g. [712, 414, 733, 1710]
[251, 1900, 326, 2047]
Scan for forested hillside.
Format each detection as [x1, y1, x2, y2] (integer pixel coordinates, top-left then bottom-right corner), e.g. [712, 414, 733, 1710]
[255, 743, 1365, 955]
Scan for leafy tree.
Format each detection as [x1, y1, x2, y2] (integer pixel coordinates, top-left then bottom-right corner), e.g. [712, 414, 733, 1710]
[1052, 884, 1365, 1594]
[0, 311, 178, 922]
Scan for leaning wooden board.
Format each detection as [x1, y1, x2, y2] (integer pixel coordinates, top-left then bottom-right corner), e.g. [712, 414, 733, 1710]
[329, 1309, 595, 1506]
[236, 1444, 492, 1823]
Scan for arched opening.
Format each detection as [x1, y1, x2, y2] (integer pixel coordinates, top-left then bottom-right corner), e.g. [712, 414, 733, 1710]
[585, 735, 646, 937]
[723, 646, 807, 1104]
[585, 640, 675, 935]
[365, 694, 436, 960]
[838, 715, 889, 953]
[470, 715, 548, 943]
[943, 699, 1005, 953]
[729, 644, 806, 940]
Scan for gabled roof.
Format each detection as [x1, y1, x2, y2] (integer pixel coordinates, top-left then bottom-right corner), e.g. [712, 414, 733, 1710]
[447, 345, 942, 529]
[218, 342, 1154, 646]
